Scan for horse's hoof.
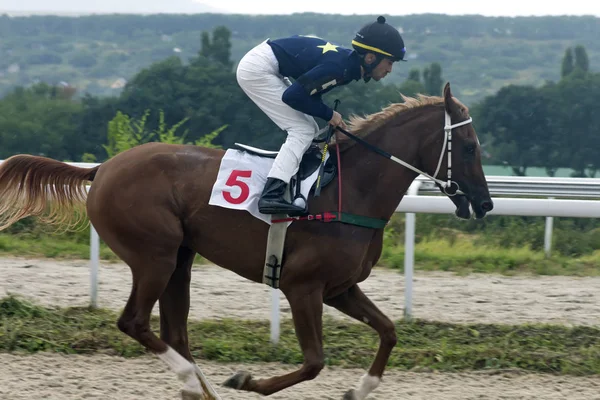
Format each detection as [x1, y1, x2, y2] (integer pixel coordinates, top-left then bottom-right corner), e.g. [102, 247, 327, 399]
[222, 371, 252, 390]
[342, 389, 358, 400]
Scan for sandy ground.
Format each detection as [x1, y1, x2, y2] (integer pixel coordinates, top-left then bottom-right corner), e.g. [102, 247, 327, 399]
[2, 353, 600, 400]
[2, 256, 600, 399]
[1, 256, 600, 326]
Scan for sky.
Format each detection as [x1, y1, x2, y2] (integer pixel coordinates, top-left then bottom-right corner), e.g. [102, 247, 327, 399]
[193, 0, 600, 17]
[2, 0, 599, 16]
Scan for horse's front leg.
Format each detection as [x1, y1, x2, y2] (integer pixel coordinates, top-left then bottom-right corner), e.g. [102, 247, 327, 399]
[325, 284, 397, 400]
[223, 285, 325, 396]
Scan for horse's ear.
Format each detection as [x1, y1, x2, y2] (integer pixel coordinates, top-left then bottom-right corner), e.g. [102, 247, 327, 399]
[443, 82, 458, 115]
[443, 82, 452, 99]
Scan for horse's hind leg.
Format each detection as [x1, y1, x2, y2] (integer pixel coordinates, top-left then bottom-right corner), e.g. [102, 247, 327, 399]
[324, 284, 397, 400]
[159, 246, 221, 399]
[159, 246, 195, 359]
[115, 250, 206, 400]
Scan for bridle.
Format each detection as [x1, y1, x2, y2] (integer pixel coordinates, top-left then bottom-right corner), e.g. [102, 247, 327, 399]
[429, 111, 473, 196]
[332, 110, 473, 196]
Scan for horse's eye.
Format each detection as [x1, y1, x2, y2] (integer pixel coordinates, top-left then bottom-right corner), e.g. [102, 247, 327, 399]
[465, 144, 476, 155]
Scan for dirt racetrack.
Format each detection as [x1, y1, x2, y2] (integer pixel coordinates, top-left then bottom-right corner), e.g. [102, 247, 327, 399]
[2, 353, 600, 400]
[2, 256, 600, 399]
[1, 256, 599, 326]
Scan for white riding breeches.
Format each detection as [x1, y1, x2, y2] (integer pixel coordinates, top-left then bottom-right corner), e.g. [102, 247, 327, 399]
[236, 40, 320, 183]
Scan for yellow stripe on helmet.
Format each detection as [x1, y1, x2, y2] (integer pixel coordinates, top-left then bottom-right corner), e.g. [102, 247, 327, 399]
[351, 40, 393, 57]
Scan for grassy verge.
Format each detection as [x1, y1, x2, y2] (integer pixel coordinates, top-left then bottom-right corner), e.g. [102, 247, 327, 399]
[2, 296, 600, 375]
[1, 231, 598, 276]
[380, 238, 600, 276]
[0, 233, 118, 261]
[0, 233, 207, 264]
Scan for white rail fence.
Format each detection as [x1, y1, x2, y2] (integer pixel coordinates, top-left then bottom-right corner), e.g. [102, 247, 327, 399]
[273, 178, 600, 343]
[1, 160, 599, 344]
[399, 176, 600, 325]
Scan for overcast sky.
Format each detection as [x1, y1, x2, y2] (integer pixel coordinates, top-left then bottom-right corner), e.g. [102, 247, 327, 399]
[194, 0, 600, 17]
[2, 0, 599, 16]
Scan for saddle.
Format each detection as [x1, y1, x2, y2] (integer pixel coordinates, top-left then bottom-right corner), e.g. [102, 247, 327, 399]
[232, 142, 337, 197]
[231, 142, 338, 290]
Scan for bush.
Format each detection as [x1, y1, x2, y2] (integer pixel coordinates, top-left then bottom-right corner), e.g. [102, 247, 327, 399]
[404, 214, 599, 257]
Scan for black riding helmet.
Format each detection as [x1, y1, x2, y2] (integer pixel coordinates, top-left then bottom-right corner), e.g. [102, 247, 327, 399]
[352, 16, 406, 81]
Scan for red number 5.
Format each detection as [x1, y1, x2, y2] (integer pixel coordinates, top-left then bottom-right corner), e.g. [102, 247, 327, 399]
[223, 170, 252, 204]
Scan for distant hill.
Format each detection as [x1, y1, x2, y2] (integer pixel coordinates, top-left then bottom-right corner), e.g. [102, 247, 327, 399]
[0, 13, 598, 104]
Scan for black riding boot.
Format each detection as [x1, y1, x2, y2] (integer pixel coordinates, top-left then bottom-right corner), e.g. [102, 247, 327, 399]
[258, 178, 306, 215]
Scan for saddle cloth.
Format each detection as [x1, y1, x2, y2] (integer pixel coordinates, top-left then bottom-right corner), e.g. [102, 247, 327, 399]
[208, 143, 336, 225]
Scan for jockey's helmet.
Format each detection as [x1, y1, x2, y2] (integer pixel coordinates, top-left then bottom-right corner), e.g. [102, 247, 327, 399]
[352, 16, 406, 80]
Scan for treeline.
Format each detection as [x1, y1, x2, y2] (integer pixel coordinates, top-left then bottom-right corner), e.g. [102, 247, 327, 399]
[4, 13, 599, 41]
[0, 26, 598, 178]
[1, 13, 599, 102]
[475, 45, 599, 177]
[0, 26, 449, 162]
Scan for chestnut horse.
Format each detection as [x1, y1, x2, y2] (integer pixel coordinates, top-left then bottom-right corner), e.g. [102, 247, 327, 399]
[0, 83, 492, 399]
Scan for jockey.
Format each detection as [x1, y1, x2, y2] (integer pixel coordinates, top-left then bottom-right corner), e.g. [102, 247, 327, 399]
[236, 16, 406, 215]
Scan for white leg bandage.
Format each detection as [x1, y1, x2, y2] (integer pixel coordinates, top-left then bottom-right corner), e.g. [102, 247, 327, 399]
[157, 346, 203, 395]
[354, 374, 380, 400]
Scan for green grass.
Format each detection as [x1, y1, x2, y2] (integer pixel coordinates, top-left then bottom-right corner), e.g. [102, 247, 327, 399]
[0, 232, 207, 264]
[1, 211, 598, 276]
[1, 231, 598, 276]
[2, 296, 600, 375]
[380, 238, 600, 276]
[0, 233, 117, 260]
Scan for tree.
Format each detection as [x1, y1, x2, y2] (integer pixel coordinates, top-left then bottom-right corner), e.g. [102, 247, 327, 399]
[398, 80, 426, 98]
[114, 52, 282, 151]
[423, 62, 444, 96]
[574, 45, 589, 73]
[397, 68, 427, 97]
[199, 25, 233, 70]
[408, 68, 421, 82]
[476, 85, 555, 176]
[211, 26, 233, 69]
[561, 48, 574, 78]
[0, 83, 83, 161]
[77, 94, 120, 161]
[552, 72, 600, 177]
[200, 31, 212, 59]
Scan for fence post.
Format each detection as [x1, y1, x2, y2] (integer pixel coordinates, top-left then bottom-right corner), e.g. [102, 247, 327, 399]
[86, 185, 100, 309]
[404, 180, 422, 321]
[544, 197, 554, 258]
[90, 223, 99, 308]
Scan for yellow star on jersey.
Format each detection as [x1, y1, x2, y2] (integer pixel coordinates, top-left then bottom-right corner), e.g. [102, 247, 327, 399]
[317, 42, 339, 54]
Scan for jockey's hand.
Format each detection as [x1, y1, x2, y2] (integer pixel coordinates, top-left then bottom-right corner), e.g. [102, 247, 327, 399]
[328, 111, 347, 130]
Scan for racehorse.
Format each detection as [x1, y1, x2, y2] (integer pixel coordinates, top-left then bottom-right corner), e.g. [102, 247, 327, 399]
[0, 83, 493, 399]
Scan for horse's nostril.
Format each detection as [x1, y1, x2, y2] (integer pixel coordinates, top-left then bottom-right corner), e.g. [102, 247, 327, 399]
[481, 201, 493, 212]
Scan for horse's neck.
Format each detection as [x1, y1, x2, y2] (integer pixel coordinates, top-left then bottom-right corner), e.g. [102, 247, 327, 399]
[338, 109, 435, 221]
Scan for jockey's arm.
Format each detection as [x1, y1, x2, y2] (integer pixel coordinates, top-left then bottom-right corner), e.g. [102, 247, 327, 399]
[281, 63, 343, 122]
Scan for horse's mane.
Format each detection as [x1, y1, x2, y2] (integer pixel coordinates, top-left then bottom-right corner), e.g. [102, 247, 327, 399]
[332, 93, 468, 148]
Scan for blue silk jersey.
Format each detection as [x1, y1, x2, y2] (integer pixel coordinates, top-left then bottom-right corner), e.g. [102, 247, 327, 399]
[267, 35, 362, 122]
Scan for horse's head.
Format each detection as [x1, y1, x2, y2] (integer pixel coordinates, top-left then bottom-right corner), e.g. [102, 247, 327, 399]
[337, 83, 493, 220]
[421, 83, 494, 219]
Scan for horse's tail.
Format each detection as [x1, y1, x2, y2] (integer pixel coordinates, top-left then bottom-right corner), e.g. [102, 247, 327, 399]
[0, 155, 100, 231]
